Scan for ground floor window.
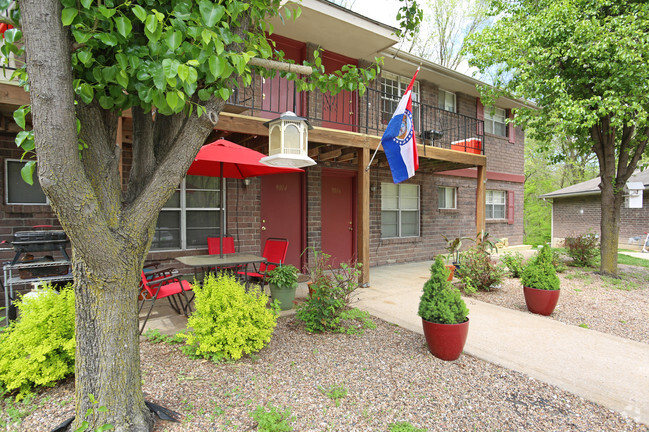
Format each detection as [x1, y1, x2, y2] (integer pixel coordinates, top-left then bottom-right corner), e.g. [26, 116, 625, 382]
[5, 159, 47, 205]
[152, 175, 222, 250]
[381, 183, 420, 238]
[486, 190, 506, 219]
[438, 186, 457, 209]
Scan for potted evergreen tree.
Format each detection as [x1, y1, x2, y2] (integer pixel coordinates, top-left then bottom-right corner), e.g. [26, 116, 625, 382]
[266, 264, 299, 311]
[520, 245, 561, 316]
[418, 256, 469, 361]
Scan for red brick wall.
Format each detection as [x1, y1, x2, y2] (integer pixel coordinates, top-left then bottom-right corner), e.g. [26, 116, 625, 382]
[551, 194, 649, 246]
[0, 132, 64, 264]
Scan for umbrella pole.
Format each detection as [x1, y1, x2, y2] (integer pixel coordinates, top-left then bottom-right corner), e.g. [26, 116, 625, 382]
[220, 162, 224, 259]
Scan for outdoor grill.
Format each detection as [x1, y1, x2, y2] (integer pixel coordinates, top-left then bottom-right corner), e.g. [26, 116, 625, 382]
[9, 229, 70, 265]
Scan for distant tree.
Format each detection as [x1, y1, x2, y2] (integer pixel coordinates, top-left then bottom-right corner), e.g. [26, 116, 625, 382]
[523, 134, 597, 245]
[408, 0, 489, 71]
[465, 0, 649, 275]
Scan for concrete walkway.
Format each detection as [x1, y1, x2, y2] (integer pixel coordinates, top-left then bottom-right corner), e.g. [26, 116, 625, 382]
[356, 261, 649, 426]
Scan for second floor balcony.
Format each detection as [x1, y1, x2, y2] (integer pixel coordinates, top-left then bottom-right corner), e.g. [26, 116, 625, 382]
[226, 73, 485, 156]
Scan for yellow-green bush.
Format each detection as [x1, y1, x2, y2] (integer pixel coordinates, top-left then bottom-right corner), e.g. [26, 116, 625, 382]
[184, 273, 278, 361]
[0, 285, 75, 398]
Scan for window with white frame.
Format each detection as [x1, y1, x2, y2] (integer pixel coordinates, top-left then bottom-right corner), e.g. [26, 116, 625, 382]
[381, 183, 420, 238]
[438, 89, 456, 113]
[486, 190, 506, 219]
[381, 71, 420, 131]
[438, 186, 457, 209]
[484, 107, 507, 136]
[5, 159, 47, 205]
[151, 175, 221, 250]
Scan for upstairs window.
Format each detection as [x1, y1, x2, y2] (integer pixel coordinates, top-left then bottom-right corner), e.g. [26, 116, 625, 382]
[381, 71, 420, 131]
[438, 186, 457, 209]
[381, 183, 420, 238]
[484, 107, 507, 137]
[5, 159, 47, 205]
[438, 89, 456, 113]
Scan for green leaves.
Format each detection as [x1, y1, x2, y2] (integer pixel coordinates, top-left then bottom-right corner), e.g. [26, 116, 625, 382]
[61, 8, 78, 26]
[115, 16, 132, 38]
[199, 1, 225, 27]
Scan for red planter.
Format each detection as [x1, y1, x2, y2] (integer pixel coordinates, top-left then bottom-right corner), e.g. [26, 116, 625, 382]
[445, 265, 455, 281]
[421, 318, 469, 361]
[523, 286, 560, 316]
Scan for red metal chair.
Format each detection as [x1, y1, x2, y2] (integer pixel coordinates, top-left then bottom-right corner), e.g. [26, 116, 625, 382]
[238, 238, 289, 286]
[207, 236, 235, 255]
[138, 267, 193, 335]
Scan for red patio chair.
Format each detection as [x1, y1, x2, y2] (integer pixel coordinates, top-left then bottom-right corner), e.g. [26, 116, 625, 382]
[207, 236, 235, 255]
[238, 237, 289, 287]
[138, 267, 192, 335]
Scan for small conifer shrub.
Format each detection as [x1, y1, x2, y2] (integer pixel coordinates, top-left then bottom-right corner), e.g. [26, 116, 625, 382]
[418, 256, 468, 324]
[521, 245, 560, 290]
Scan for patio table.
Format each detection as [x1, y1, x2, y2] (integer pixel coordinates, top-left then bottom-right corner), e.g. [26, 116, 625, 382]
[175, 253, 266, 284]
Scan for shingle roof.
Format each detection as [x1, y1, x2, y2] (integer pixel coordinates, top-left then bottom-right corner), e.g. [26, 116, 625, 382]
[540, 171, 649, 199]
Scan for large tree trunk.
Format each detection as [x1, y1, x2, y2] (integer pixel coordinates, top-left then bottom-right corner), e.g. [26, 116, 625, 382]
[598, 175, 621, 275]
[20, 1, 222, 430]
[592, 117, 648, 276]
[73, 248, 153, 431]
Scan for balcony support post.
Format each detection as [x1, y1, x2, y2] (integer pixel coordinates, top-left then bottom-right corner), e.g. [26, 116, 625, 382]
[357, 147, 370, 285]
[476, 164, 486, 235]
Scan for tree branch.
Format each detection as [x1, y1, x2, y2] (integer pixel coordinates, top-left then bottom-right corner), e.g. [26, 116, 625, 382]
[20, 0, 119, 265]
[125, 106, 156, 205]
[75, 101, 122, 229]
[124, 97, 225, 233]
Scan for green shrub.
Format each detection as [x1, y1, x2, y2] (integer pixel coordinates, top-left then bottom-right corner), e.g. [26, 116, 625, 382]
[418, 256, 468, 324]
[521, 245, 560, 291]
[500, 251, 525, 278]
[0, 285, 75, 398]
[564, 233, 600, 267]
[266, 265, 298, 289]
[551, 247, 569, 273]
[183, 273, 278, 361]
[456, 248, 505, 292]
[296, 261, 374, 334]
[251, 402, 295, 432]
[388, 422, 427, 432]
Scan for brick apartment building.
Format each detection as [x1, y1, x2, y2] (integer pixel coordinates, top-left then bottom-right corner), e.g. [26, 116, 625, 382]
[1, 0, 529, 286]
[541, 170, 649, 247]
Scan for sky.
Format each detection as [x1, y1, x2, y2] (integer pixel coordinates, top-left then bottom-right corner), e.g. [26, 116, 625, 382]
[348, 0, 401, 28]
[332, 0, 481, 77]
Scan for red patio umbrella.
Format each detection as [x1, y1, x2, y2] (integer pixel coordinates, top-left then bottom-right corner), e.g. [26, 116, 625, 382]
[187, 139, 303, 257]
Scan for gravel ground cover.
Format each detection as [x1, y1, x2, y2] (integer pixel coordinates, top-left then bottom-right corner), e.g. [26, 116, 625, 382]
[469, 263, 649, 344]
[9, 262, 649, 432]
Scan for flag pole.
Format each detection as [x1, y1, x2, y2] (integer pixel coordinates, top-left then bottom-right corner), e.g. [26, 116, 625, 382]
[365, 66, 421, 173]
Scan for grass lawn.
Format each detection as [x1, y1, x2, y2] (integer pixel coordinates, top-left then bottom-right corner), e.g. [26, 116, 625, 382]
[617, 252, 649, 268]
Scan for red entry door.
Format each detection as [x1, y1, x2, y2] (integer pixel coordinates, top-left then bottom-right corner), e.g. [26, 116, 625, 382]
[321, 172, 355, 266]
[260, 173, 303, 268]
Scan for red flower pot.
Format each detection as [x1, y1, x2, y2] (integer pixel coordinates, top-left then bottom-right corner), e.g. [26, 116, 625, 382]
[445, 265, 455, 281]
[523, 286, 560, 316]
[421, 318, 469, 361]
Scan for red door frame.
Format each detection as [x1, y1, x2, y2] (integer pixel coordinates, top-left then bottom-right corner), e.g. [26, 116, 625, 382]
[321, 168, 357, 264]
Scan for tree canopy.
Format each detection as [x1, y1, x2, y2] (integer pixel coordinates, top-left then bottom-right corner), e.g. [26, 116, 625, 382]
[465, 0, 649, 274]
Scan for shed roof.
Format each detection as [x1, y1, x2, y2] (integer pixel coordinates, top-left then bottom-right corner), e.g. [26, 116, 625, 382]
[540, 171, 649, 199]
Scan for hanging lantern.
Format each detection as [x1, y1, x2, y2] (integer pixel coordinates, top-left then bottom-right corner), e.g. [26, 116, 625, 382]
[261, 111, 316, 168]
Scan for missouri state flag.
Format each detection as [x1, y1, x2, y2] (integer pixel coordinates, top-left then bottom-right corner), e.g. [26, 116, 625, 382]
[381, 68, 419, 184]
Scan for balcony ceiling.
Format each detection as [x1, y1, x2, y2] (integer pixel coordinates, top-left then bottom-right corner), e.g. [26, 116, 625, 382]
[269, 0, 399, 60]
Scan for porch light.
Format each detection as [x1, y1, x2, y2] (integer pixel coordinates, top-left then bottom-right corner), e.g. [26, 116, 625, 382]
[261, 111, 316, 168]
